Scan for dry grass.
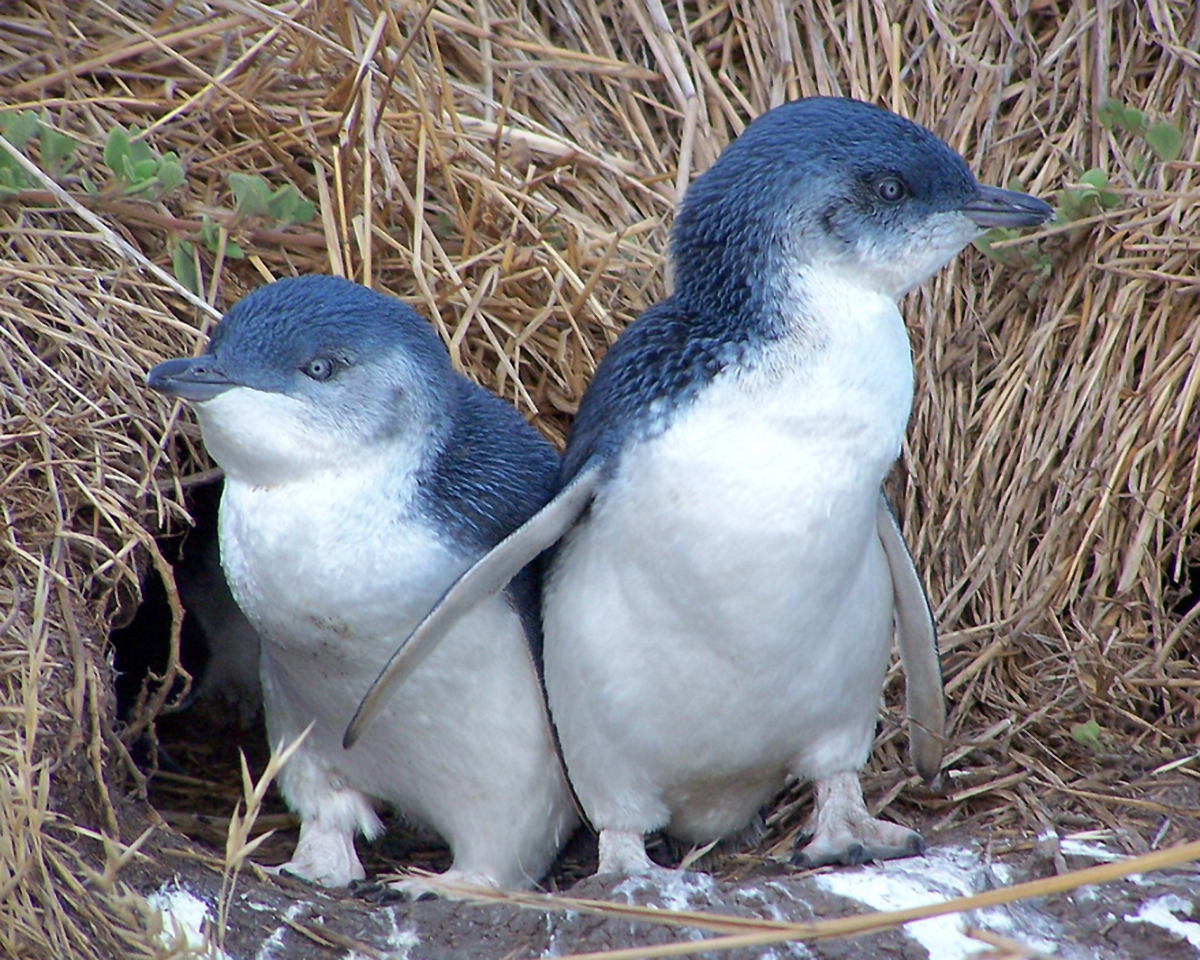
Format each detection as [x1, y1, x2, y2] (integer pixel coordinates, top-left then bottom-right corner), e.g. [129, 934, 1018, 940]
[1, 0, 1198, 956]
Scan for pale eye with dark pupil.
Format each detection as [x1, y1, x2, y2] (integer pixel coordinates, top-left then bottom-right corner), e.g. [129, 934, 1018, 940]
[304, 358, 336, 381]
[876, 177, 907, 202]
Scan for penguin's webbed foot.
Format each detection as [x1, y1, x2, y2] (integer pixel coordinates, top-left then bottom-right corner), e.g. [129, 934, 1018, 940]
[271, 818, 366, 888]
[597, 827, 657, 875]
[791, 770, 925, 869]
[793, 820, 924, 868]
[360, 869, 503, 902]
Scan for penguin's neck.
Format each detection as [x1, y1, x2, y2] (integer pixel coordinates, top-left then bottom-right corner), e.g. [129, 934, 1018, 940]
[711, 262, 916, 479]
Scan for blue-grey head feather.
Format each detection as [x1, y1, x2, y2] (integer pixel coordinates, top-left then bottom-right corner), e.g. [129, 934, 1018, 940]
[560, 97, 1051, 483]
[148, 274, 559, 630]
[206, 274, 455, 396]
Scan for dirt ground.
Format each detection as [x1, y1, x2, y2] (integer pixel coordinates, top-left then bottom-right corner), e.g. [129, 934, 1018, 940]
[134, 826, 1200, 960]
[123, 706, 1200, 960]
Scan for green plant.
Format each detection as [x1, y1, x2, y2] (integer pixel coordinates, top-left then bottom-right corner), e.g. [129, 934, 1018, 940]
[0, 111, 78, 192]
[974, 98, 1187, 268]
[172, 217, 246, 294]
[0, 118, 313, 293]
[1098, 98, 1184, 164]
[227, 172, 315, 225]
[102, 125, 185, 198]
[171, 240, 201, 296]
[973, 175, 1054, 275]
[171, 174, 313, 292]
[1056, 167, 1122, 223]
[1070, 718, 1105, 753]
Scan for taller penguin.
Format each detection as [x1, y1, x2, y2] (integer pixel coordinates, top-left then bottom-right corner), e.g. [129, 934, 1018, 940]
[348, 97, 1054, 875]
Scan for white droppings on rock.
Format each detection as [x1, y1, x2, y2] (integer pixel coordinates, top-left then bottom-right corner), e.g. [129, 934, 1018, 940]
[1129, 895, 1200, 952]
[381, 909, 421, 957]
[611, 870, 719, 949]
[614, 868, 715, 912]
[733, 886, 814, 959]
[254, 901, 306, 960]
[813, 846, 1064, 960]
[146, 883, 228, 959]
[1059, 837, 1124, 862]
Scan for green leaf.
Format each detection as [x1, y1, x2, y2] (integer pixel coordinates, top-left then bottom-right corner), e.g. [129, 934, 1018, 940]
[1057, 168, 1120, 221]
[199, 215, 220, 247]
[1097, 99, 1150, 136]
[130, 157, 158, 182]
[289, 198, 314, 224]
[172, 240, 200, 295]
[1055, 189, 1093, 223]
[40, 127, 77, 174]
[1097, 98, 1125, 131]
[265, 183, 299, 221]
[0, 164, 24, 193]
[1070, 719, 1104, 752]
[972, 227, 1023, 266]
[228, 172, 272, 217]
[264, 183, 315, 224]
[198, 216, 245, 258]
[1, 111, 40, 150]
[127, 133, 154, 166]
[155, 158, 185, 193]
[103, 126, 131, 177]
[1145, 121, 1183, 162]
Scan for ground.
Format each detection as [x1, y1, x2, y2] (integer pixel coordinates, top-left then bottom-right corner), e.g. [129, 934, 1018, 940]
[135, 831, 1200, 960]
[127, 709, 1200, 960]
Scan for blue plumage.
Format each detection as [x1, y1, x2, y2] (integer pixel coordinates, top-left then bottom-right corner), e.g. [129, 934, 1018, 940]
[344, 96, 1053, 881]
[147, 275, 577, 893]
[562, 97, 1033, 485]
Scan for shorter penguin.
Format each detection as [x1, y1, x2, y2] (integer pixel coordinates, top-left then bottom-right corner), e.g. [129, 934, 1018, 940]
[147, 275, 578, 891]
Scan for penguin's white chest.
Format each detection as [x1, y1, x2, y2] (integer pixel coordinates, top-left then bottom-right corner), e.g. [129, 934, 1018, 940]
[575, 285, 913, 635]
[544, 286, 914, 828]
[218, 471, 463, 669]
[215, 466, 533, 816]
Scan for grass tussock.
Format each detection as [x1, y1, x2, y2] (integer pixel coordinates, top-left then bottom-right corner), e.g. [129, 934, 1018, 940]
[0, 0, 1198, 956]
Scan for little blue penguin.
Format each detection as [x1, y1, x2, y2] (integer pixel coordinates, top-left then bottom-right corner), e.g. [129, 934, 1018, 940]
[147, 275, 579, 892]
[345, 97, 1054, 875]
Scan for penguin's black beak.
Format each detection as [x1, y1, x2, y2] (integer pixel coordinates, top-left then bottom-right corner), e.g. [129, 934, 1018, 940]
[147, 356, 236, 402]
[960, 185, 1055, 229]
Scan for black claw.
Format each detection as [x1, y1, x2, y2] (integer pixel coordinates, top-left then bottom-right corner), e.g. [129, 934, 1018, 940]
[349, 878, 439, 904]
[791, 831, 926, 869]
[350, 880, 404, 904]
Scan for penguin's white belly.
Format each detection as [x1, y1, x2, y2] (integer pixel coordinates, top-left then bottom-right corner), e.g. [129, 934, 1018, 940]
[219, 472, 571, 883]
[545, 305, 913, 840]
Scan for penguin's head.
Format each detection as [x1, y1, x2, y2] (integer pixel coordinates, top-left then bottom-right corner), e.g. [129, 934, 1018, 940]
[672, 97, 1053, 306]
[147, 275, 455, 484]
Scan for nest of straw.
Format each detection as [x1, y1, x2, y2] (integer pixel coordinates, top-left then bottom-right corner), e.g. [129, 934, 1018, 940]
[1, 0, 1197, 955]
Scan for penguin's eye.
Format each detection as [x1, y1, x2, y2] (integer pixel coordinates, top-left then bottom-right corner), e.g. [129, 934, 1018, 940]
[302, 357, 337, 381]
[875, 176, 908, 203]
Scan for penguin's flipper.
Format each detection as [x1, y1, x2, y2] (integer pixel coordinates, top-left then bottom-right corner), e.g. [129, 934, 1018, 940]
[876, 494, 945, 781]
[344, 464, 604, 748]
